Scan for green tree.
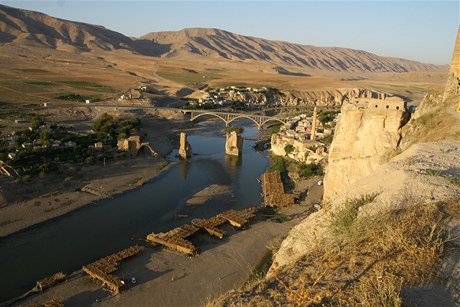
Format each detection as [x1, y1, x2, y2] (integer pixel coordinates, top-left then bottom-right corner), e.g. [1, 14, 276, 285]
[225, 126, 244, 135]
[298, 163, 324, 178]
[284, 144, 294, 155]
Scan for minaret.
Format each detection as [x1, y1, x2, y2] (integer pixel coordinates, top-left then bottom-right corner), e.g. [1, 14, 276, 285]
[310, 106, 317, 141]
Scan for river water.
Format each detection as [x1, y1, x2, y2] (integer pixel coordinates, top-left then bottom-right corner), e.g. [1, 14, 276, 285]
[0, 124, 268, 303]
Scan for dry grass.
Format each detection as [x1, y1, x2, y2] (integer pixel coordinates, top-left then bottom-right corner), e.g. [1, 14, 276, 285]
[216, 200, 460, 306]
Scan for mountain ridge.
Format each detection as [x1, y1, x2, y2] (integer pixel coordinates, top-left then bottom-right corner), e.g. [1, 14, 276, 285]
[0, 4, 439, 73]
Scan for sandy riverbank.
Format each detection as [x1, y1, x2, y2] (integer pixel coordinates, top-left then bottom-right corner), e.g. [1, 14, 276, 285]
[186, 184, 232, 206]
[15, 204, 316, 307]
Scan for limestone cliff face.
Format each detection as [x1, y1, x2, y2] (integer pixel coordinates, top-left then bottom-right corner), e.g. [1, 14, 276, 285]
[323, 97, 407, 200]
[225, 88, 387, 107]
[269, 140, 460, 276]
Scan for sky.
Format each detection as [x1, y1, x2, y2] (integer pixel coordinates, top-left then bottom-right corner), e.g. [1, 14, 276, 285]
[2, 0, 459, 65]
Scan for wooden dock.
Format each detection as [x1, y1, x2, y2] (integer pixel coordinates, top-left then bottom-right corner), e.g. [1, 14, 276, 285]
[147, 207, 258, 255]
[82, 245, 142, 294]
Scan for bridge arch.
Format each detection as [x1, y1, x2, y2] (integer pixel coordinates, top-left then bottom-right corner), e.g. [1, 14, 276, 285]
[260, 118, 287, 127]
[189, 112, 230, 126]
[185, 110, 288, 130]
[227, 115, 262, 128]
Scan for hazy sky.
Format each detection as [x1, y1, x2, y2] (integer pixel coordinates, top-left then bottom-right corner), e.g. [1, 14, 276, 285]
[2, 1, 459, 65]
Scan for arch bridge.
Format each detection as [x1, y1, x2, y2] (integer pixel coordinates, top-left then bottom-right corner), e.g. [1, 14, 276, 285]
[181, 110, 289, 129]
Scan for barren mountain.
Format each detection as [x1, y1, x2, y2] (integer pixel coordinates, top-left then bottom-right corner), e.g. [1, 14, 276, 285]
[142, 28, 438, 73]
[0, 4, 438, 74]
[0, 4, 164, 55]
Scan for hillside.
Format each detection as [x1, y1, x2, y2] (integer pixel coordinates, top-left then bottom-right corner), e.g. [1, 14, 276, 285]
[0, 4, 438, 74]
[0, 4, 163, 55]
[142, 28, 438, 73]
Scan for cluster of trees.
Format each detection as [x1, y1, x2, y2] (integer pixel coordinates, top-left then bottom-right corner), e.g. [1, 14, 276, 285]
[297, 162, 324, 178]
[55, 93, 100, 102]
[1, 113, 142, 178]
[318, 110, 339, 125]
[26, 113, 44, 130]
[93, 113, 141, 143]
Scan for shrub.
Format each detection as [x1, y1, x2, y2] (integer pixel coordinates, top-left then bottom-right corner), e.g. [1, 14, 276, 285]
[297, 163, 323, 178]
[284, 144, 294, 156]
[268, 156, 286, 173]
[225, 126, 244, 135]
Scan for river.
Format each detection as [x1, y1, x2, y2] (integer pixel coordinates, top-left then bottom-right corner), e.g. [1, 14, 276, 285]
[0, 123, 268, 303]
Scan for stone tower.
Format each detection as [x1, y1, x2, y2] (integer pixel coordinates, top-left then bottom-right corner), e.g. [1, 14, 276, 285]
[179, 132, 192, 159]
[310, 106, 317, 141]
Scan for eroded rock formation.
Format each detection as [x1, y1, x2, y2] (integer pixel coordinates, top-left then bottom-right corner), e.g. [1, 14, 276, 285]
[225, 131, 243, 156]
[179, 132, 192, 159]
[323, 97, 407, 200]
[224, 88, 388, 107]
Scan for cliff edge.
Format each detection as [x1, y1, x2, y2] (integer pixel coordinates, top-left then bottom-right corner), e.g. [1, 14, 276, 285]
[216, 27, 460, 306]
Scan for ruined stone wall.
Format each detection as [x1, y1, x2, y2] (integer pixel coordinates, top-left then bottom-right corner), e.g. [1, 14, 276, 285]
[323, 97, 406, 200]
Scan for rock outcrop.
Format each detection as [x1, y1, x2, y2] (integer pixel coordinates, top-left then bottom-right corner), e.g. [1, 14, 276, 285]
[224, 88, 389, 107]
[323, 97, 407, 200]
[269, 140, 460, 276]
[179, 132, 192, 159]
[225, 131, 243, 156]
[271, 134, 326, 163]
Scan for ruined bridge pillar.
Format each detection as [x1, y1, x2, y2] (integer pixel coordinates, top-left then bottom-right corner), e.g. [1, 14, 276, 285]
[179, 132, 192, 159]
[225, 131, 243, 156]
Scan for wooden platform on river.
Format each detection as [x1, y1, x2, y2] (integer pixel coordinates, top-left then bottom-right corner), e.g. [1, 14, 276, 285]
[36, 272, 66, 292]
[82, 245, 142, 294]
[146, 207, 258, 255]
[262, 171, 298, 207]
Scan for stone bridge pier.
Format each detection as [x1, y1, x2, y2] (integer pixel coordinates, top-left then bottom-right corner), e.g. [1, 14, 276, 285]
[225, 131, 243, 156]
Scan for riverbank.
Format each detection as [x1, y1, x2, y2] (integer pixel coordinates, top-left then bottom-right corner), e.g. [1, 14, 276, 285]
[15, 204, 315, 307]
[0, 116, 190, 238]
[0, 157, 173, 238]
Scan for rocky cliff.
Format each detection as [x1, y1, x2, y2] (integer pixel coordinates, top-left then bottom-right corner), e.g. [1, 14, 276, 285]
[218, 27, 460, 307]
[224, 88, 387, 107]
[322, 96, 407, 200]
